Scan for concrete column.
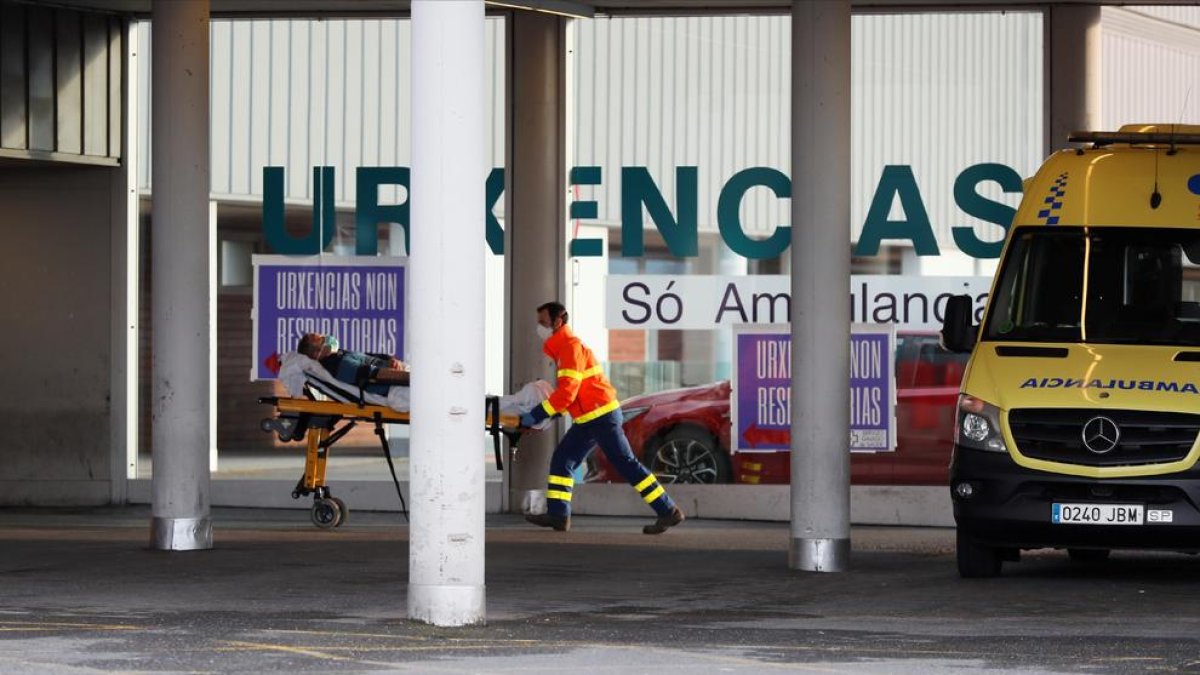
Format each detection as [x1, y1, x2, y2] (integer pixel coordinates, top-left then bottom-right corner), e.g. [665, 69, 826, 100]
[504, 11, 567, 513]
[790, 0, 851, 572]
[1048, 4, 1102, 151]
[408, 0, 487, 627]
[149, 0, 211, 551]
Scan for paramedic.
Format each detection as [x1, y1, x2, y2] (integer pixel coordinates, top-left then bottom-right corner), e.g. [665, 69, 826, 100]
[521, 302, 685, 535]
[296, 332, 410, 392]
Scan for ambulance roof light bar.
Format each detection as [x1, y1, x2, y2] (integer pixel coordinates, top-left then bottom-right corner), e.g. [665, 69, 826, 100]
[1068, 131, 1200, 148]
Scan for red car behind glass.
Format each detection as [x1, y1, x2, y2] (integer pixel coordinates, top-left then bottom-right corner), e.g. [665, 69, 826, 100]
[588, 332, 968, 486]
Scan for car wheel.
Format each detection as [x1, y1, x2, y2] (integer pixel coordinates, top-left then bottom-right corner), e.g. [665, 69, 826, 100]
[646, 427, 731, 484]
[956, 528, 1002, 578]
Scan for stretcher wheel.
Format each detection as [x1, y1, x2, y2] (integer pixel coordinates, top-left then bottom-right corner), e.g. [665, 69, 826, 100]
[330, 497, 348, 526]
[311, 498, 343, 529]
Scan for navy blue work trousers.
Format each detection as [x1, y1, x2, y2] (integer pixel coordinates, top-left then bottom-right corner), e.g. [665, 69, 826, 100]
[545, 408, 677, 518]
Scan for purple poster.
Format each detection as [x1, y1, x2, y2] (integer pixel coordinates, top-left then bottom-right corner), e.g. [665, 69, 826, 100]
[735, 332, 792, 452]
[848, 332, 892, 451]
[252, 256, 405, 380]
[732, 325, 895, 453]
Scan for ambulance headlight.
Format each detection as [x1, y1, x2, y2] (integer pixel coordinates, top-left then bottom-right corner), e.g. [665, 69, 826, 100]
[962, 413, 990, 441]
[955, 395, 1007, 453]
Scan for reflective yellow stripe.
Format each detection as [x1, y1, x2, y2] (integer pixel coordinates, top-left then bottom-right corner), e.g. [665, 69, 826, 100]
[548, 475, 574, 487]
[634, 475, 657, 492]
[541, 399, 558, 415]
[557, 366, 604, 381]
[574, 399, 619, 424]
[642, 486, 665, 504]
[547, 490, 573, 502]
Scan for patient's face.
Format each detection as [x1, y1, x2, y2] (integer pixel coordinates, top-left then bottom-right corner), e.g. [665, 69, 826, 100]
[303, 332, 332, 359]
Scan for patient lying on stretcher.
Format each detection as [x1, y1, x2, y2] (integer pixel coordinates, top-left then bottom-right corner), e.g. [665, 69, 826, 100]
[275, 332, 412, 411]
[278, 332, 552, 426]
[297, 332, 409, 389]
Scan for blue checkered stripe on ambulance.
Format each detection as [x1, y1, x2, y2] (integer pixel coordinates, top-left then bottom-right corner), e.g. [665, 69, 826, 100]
[1037, 172, 1068, 225]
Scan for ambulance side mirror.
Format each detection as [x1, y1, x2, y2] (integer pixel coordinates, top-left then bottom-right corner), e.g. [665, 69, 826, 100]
[941, 294, 978, 354]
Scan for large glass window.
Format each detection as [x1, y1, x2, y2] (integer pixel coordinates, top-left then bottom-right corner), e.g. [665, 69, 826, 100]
[134, 17, 508, 487]
[574, 12, 1043, 489]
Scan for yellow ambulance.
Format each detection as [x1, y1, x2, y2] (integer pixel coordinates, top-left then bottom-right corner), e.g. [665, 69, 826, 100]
[941, 124, 1200, 577]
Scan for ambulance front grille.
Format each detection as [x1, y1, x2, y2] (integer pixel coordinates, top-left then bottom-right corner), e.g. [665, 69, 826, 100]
[1008, 409, 1200, 467]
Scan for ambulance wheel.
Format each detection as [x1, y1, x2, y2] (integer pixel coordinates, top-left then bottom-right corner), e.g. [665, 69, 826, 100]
[956, 528, 1002, 578]
[311, 498, 342, 529]
[1068, 548, 1110, 563]
[647, 427, 731, 484]
[330, 497, 348, 527]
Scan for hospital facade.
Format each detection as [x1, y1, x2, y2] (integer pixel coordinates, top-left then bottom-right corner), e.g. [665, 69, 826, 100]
[4, 2, 1200, 531]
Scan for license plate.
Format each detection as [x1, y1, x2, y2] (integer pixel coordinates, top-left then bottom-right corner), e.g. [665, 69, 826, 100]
[1052, 503, 1144, 525]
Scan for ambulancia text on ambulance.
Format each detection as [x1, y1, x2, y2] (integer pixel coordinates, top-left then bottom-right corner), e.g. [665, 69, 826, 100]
[941, 124, 1200, 577]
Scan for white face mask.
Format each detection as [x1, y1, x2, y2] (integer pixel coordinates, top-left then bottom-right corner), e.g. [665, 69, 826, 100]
[536, 323, 554, 342]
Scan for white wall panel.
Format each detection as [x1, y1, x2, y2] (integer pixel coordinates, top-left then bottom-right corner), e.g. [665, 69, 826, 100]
[267, 22, 290, 172]
[208, 20, 230, 194]
[139, 13, 1043, 253]
[285, 23, 308, 197]
[248, 21, 272, 196]
[376, 21, 399, 203]
[1103, 7, 1200, 131]
[850, 12, 1043, 249]
[228, 21, 252, 194]
[139, 18, 505, 210]
[1124, 6, 1200, 30]
[571, 12, 1043, 251]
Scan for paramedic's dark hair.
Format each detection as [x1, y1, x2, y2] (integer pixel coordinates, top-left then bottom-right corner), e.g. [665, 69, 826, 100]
[538, 301, 569, 325]
[297, 333, 323, 358]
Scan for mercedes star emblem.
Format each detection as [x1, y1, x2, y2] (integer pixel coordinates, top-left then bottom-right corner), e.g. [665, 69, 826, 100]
[1081, 416, 1121, 454]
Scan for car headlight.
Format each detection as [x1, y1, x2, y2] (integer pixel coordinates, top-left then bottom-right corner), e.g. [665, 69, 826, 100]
[621, 406, 649, 423]
[954, 394, 1007, 453]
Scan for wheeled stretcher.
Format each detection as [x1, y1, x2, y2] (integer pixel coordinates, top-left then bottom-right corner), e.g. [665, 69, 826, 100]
[260, 385, 524, 529]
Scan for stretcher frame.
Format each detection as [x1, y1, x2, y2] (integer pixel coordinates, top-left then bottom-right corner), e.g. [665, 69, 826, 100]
[260, 389, 523, 528]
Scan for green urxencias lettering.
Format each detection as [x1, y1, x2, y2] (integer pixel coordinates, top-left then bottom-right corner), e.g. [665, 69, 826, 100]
[261, 163, 1020, 259]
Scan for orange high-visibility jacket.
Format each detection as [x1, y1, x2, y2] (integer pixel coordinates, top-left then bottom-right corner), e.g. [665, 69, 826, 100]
[539, 325, 619, 424]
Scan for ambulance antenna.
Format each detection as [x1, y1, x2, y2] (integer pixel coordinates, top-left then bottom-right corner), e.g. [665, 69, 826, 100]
[1170, 86, 1192, 156]
[1153, 88, 1193, 209]
[1151, 153, 1162, 210]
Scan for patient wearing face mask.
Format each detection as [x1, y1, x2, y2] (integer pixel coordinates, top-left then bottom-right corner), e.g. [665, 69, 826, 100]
[295, 332, 410, 394]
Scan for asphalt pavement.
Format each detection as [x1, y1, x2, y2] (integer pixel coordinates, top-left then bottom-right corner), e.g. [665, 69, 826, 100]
[3, 506, 1200, 674]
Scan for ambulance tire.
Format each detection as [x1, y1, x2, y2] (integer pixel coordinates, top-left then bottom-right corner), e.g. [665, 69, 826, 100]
[1067, 548, 1110, 563]
[648, 427, 732, 484]
[311, 498, 343, 529]
[956, 528, 1002, 578]
[330, 497, 349, 527]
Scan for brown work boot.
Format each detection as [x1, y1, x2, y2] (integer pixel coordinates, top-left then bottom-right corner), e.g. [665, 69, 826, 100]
[525, 513, 570, 531]
[643, 506, 685, 535]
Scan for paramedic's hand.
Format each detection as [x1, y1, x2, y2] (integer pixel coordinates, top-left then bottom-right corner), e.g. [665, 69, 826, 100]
[520, 412, 537, 428]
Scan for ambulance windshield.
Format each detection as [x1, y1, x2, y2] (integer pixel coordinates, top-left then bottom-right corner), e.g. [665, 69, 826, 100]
[984, 226, 1200, 346]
